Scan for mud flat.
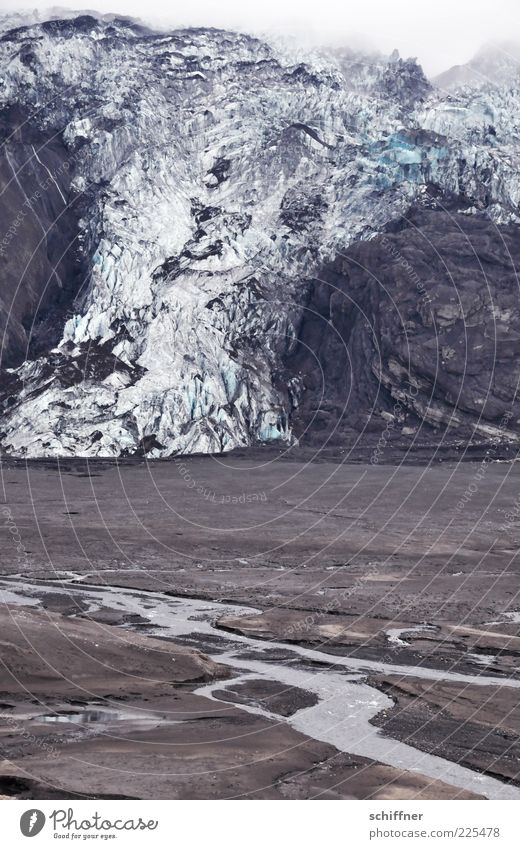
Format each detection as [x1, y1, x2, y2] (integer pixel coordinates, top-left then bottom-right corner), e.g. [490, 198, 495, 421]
[1, 455, 520, 798]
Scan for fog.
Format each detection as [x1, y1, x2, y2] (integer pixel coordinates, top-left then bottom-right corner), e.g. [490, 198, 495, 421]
[2, 0, 519, 76]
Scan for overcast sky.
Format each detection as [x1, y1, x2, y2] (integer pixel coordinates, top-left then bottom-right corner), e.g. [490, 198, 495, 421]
[3, 0, 519, 75]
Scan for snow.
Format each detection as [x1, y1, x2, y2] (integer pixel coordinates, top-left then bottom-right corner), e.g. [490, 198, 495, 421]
[1, 18, 520, 456]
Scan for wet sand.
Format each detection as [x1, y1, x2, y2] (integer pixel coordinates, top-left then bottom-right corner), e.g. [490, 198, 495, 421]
[0, 453, 519, 798]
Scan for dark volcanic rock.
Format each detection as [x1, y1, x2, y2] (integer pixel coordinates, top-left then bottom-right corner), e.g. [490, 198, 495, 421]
[286, 209, 520, 449]
[0, 106, 85, 367]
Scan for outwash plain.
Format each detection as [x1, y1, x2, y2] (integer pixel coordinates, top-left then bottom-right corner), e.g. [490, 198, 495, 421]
[1, 10, 520, 801]
[1, 450, 520, 800]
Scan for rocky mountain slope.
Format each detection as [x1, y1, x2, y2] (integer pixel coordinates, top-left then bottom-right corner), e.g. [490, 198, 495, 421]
[0, 14, 519, 456]
[285, 206, 520, 450]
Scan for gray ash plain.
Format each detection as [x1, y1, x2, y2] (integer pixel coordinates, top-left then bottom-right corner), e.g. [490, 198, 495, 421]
[0, 449, 519, 799]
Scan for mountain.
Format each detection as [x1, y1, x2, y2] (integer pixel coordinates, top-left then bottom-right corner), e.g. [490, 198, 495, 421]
[0, 15, 519, 457]
[285, 206, 520, 451]
[434, 42, 520, 90]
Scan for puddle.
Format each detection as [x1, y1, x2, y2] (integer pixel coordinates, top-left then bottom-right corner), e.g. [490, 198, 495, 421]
[503, 611, 520, 623]
[35, 710, 134, 725]
[467, 653, 497, 668]
[1, 706, 180, 729]
[385, 625, 439, 646]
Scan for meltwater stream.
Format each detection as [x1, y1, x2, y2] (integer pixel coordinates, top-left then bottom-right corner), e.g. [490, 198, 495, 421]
[1, 576, 519, 800]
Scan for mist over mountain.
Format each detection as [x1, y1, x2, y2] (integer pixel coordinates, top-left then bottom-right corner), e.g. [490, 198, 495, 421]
[435, 41, 520, 89]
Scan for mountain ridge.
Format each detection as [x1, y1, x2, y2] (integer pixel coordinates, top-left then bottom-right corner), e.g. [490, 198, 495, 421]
[0, 14, 519, 457]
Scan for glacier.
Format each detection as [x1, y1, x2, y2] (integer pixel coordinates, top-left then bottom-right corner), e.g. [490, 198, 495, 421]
[0, 14, 520, 456]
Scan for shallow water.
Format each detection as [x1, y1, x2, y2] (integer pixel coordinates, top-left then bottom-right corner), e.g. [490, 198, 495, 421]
[32, 708, 174, 727]
[385, 624, 438, 646]
[1, 575, 519, 800]
[0, 704, 181, 730]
